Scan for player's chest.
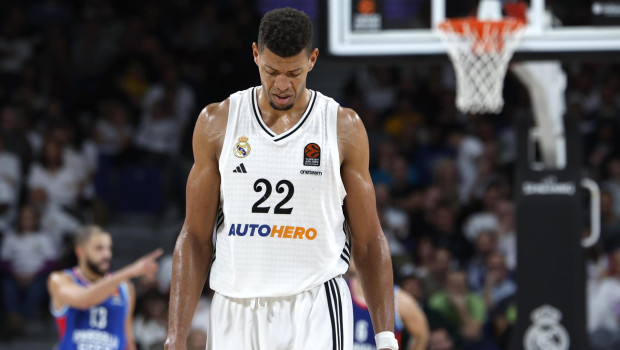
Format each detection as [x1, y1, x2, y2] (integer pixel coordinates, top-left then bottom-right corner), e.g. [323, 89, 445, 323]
[221, 134, 336, 211]
[223, 131, 331, 178]
[73, 291, 126, 329]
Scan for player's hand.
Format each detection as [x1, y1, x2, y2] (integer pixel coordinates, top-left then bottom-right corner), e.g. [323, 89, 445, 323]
[128, 248, 163, 279]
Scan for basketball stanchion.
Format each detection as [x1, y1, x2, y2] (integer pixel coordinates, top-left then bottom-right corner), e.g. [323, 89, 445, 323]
[437, 2, 599, 349]
[510, 60, 600, 350]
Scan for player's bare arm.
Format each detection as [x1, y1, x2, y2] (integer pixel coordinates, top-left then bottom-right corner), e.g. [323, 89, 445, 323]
[47, 249, 161, 311]
[338, 107, 396, 340]
[396, 289, 429, 350]
[125, 282, 137, 350]
[165, 100, 229, 349]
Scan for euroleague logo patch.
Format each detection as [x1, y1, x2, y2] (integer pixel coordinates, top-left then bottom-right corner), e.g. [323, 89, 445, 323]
[303, 143, 320, 166]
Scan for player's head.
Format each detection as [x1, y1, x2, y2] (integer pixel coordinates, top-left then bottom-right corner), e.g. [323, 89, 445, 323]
[253, 7, 317, 111]
[75, 225, 112, 277]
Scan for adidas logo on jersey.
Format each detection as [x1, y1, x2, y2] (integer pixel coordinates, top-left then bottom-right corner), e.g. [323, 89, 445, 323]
[233, 163, 247, 173]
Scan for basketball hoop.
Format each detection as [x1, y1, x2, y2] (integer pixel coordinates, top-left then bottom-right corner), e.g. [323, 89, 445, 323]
[438, 17, 526, 114]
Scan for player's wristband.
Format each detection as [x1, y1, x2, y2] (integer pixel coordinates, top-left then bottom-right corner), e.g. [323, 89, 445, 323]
[375, 331, 399, 350]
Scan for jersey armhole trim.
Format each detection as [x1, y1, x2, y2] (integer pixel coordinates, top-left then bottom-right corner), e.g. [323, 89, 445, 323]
[50, 304, 69, 317]
[329, 100, 347, 202]
[51, 269, 76, 317]
[120, 281, 131, 318]
[394, 287, 405, 331]
[217, 91, 240, 167]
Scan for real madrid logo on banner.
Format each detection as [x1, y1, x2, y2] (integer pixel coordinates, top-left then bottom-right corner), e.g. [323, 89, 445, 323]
[234, 136, 251, 158]
[524, 305, 570, 350]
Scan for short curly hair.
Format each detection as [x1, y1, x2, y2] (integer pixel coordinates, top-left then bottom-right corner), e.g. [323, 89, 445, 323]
[258, 7, 313, 57]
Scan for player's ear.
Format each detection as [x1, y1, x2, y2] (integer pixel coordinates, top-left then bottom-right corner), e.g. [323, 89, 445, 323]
[252, 42, 260, 66]
[308, 48, 319, 72]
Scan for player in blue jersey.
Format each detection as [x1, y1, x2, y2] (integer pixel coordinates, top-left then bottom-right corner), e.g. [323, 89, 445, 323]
[47, 225, 162, 350]
[349, 265, 429, 350]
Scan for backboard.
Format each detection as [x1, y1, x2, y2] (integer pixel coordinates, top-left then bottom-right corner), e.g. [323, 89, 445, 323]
[321, 0, 620, 59]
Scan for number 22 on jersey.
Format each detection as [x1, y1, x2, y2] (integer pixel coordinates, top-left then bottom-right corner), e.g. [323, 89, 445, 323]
[251, 179, 294, 214]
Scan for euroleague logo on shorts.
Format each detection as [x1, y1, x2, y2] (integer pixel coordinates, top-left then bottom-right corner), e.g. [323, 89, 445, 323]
[303, 143, 320, 166]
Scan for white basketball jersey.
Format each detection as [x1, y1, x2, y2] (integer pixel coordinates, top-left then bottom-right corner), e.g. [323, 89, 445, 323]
[209, 86, 350, 298]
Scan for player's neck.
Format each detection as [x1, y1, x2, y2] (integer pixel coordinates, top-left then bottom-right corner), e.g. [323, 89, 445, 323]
[257, 88, 311, 127]
[78, 264, 104, 282]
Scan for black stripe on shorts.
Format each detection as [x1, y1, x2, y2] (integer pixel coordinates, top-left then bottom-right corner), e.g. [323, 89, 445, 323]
[325, 278, 343, 350]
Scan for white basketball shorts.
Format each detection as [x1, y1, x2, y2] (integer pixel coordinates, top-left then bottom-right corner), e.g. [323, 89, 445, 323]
[207, 276, 353, 350]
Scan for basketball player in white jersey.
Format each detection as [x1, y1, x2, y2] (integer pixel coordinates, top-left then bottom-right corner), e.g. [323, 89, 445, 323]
[165, 8, 398, 350]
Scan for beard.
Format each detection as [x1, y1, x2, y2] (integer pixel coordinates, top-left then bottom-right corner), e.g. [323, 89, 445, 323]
[269, 100, 294, 111]
[263, 84, 297, 111]
[86, 258, 109, 277]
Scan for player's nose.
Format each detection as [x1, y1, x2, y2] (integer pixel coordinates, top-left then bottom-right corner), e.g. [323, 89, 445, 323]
[274, 75, 291, 91]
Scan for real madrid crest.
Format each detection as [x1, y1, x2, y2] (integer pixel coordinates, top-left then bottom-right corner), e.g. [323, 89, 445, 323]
[524, 305, 570, 350]
[234, 136, 251, 158]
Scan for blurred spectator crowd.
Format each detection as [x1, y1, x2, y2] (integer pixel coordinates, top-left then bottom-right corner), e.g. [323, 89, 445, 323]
[347, 62, 620, 350]
[0, 0, 259, 348]
[0, 1, 619, 350]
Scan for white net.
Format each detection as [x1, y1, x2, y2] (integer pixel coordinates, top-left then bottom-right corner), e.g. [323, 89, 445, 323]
[438, 19, 525, 114]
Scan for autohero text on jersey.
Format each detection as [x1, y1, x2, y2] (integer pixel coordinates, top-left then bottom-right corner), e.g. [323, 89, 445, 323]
[228, 223, 317, 240]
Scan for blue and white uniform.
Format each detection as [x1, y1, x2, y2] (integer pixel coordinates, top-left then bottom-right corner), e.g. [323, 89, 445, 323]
[52, 267, 130, 350]
[351, 284, 404, 350]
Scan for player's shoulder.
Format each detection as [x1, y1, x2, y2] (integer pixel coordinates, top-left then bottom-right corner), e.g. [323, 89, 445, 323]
[336, 106, 360, 122]
[336, 106, 366, 143]
[395, 286, 419, 312]
[48, 270, 74, 288]
[198, 99, 230, 127]
[336, 106, 364, 129]
[193, 99, 230, 141]
[192, 99, 231, 161]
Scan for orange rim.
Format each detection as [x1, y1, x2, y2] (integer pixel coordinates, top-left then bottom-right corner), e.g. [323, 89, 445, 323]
[438, 18, 526, 53]
[438, 17, 526, 35]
